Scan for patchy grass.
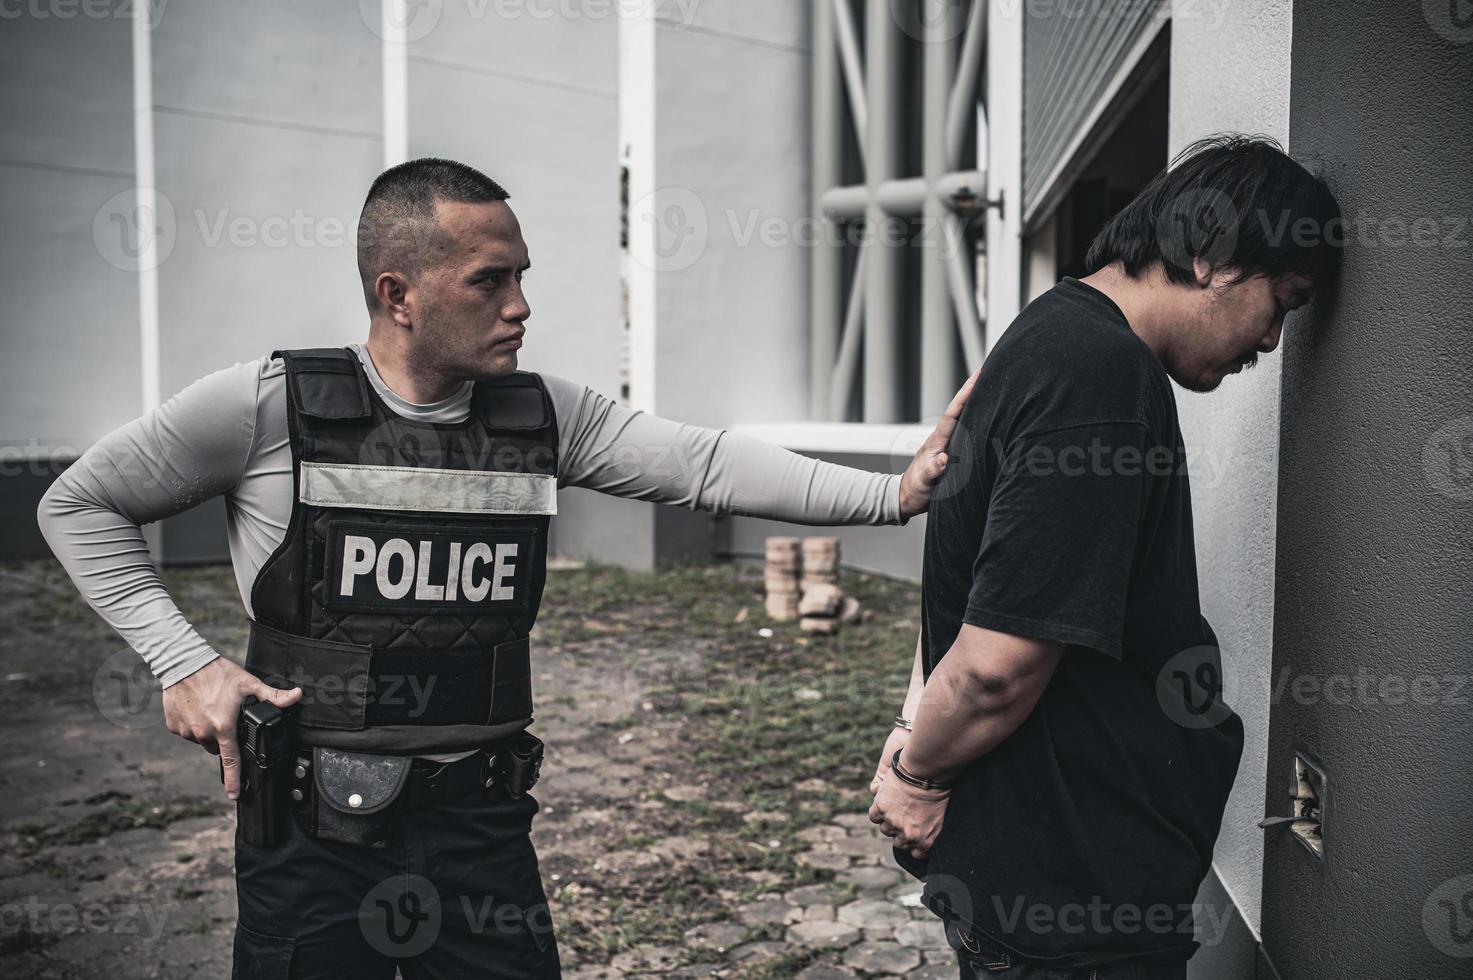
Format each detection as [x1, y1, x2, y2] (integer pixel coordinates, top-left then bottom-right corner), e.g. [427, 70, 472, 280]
[534, 562, 920, 971]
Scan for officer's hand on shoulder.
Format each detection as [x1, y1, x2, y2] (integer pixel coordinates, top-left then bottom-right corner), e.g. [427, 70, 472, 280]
[161, 658, 302, 801]
[898, 369, 979, 521]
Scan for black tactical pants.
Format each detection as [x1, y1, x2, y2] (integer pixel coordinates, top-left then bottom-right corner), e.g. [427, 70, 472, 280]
[232, 789, 560, 979]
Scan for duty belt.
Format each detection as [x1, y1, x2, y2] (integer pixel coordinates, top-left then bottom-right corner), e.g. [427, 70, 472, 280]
[283, 733, 545, 847]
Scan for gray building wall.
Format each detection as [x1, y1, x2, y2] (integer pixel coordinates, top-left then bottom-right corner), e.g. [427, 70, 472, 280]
[1, 3, 626, 565]
[0, 13, 143, 559]
[571, 2, 830, 569]
[1260, 1, 1473, 976]
[647, 3, 812, 429]
[0, 13, 140, 453]
[1166, 1, 1294, 970]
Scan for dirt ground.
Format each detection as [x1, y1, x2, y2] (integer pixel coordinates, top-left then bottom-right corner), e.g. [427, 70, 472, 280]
[0, 559, 935, 978]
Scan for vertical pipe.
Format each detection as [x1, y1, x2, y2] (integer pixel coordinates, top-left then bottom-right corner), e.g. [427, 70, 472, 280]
[829, 251, 868, 420]
[945, 0, 987, 173]
[920, 4, 960, 413]
[810, 0, 844, 419]
[131, 4, 162, 562]
[831, 0, 869, 157]
[382, 0, 410, 168]
[985, 0, 1025, 352]
[862, 0, 903, 422]
[131, 7, 158, 415]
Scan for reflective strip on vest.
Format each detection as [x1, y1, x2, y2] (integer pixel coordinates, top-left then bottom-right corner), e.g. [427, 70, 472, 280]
[299, 461, 558, 516]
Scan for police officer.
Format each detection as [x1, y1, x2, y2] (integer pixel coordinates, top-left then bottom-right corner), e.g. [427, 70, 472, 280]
[38, 158, 975, 978]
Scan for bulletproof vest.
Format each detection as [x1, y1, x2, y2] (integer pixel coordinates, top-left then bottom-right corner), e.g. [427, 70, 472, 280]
[246, 348, 558, 755]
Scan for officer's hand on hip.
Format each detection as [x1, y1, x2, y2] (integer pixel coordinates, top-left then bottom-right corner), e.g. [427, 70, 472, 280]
[161, 658, 302, 801]
[898, 369, 979, 520]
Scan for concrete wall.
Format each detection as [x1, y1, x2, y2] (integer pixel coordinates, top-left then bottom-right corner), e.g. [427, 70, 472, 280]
[583, 2, 820, 569]
[151, 2, 382, 392]
[643, 3, 812, 428]
[0, 12, 140, 453]
[1260, 2, 1473, 976]
[1166, 2, 1294, 968]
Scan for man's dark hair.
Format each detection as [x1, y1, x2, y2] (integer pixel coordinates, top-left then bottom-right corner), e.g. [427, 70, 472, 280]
[1084, 134, 1342, 288]
[357, 157, 510, 309]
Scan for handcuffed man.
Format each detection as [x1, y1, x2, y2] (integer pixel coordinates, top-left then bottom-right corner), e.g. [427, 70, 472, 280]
[868, 136, 1343, 979]
[38, 158, 976, 979]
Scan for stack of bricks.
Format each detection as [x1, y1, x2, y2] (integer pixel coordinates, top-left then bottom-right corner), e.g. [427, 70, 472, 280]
[763, 537, 802, 621]
[764, 536, 864, 630]
[798, 537, 843, 633]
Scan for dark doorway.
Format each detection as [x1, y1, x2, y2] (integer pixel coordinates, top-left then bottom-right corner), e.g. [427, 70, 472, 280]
[1054, 69, 1170, 280]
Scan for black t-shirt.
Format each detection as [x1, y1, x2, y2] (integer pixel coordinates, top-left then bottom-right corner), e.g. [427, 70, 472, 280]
[914, 277, 1244, 968]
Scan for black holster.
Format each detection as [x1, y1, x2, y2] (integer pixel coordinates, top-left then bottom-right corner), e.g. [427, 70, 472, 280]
[230, 697, 297, 848]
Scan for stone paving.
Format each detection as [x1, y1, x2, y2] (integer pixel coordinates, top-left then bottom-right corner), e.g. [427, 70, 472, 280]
[564, 811, 956, 979]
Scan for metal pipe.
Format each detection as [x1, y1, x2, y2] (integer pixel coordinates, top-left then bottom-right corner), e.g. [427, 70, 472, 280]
[945, 0, 987, 173]
[829, 251, 868, 420]
[874, 177, 929, 217]
[863, 0, 903, 423]
[810, 0, 844, 418]
[920, 6, 960, 415]
[819, 184, 871, 221]
[944, 214, 986, 370]
[832, 0, 867, 156]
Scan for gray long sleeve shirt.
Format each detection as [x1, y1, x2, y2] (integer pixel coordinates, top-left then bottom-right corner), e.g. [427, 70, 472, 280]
[38, 344, 903, 690]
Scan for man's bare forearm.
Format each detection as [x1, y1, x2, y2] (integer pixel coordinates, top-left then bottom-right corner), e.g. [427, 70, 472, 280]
[899, 632, 925, 720]
[899, 625, 1063, 781]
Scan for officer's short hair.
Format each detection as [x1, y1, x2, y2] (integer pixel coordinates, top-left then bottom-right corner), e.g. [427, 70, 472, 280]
[357, 158, 511, 310]
[1085, 134, 1342, 290]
